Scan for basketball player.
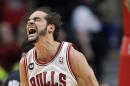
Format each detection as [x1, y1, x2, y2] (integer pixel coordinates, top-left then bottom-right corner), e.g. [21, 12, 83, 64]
[19, 6, 99, 86]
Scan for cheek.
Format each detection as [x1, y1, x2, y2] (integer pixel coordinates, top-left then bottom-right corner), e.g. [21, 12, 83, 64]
[35, 19, 47, 31]
[36, 24, 45, 34]
[39, 23, 47, 30]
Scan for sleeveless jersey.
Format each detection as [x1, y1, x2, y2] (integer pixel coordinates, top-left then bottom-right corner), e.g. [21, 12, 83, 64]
[24, 42, 78, 86]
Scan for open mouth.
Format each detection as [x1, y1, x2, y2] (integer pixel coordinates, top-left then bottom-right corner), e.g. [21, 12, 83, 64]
[28, 28, 36, 34]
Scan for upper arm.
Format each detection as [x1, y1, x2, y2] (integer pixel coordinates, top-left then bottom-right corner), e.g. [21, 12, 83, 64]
[19, 57, 28, 86]
[69, 45, 99, 86]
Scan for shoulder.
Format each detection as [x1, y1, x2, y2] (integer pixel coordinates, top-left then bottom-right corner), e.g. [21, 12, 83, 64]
[69, 44, 86, 62]
[19, 52, 28, 71]
[20, 48, 34, 62]
[64, 41, 85, 61]
[68, 44, 89, 76]
[19, 55, 27, 74]
[19, 56, 25, 65]
[19, 56, 29, 86]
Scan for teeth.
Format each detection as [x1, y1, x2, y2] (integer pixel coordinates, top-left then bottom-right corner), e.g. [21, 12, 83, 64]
[29, 28, 36, 34]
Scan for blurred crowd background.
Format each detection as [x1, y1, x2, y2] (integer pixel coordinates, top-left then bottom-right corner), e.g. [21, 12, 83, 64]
[0, 0, 122, 86]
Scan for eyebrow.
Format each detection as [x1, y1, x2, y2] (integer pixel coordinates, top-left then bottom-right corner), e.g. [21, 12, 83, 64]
[28, 17, 41, 21]
[33, 17, 41, 20]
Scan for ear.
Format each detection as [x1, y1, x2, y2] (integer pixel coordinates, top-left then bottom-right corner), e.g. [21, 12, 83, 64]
[47, 24, 55, 33]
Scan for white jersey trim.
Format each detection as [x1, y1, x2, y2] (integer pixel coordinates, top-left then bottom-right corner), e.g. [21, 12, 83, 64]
[66, 43, 77, 80]
[24, 54, 28, 77]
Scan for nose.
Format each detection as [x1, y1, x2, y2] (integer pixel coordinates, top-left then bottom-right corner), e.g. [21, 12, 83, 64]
[28, 19, 34, 25]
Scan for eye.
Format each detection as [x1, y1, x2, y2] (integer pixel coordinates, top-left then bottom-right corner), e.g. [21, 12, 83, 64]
[34, 17, 41, 22]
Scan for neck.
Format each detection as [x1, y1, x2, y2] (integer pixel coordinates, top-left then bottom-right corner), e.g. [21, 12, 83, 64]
[34, 36, 60, 62]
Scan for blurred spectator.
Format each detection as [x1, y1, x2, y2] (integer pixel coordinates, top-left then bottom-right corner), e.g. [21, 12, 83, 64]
[71, 0, 108, 85]
[97, 0, 122, 51]
[1, 0, 28, 38]
[3, 70, 19, 86]
[0, 22, 21, 82]
[2, 39, 34, 86]
[1, 0, 27, 27]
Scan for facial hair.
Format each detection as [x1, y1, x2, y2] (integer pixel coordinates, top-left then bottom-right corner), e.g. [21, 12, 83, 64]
[28, 24, 47, 43]
[38, 25, 47, 37]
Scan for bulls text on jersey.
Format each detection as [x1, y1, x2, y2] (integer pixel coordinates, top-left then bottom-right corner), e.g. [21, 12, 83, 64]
[30, 71, 66, 86]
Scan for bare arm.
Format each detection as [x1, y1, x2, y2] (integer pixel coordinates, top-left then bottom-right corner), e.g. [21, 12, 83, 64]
[19, 57, 29, 86]
[69, 46, 99, 86]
